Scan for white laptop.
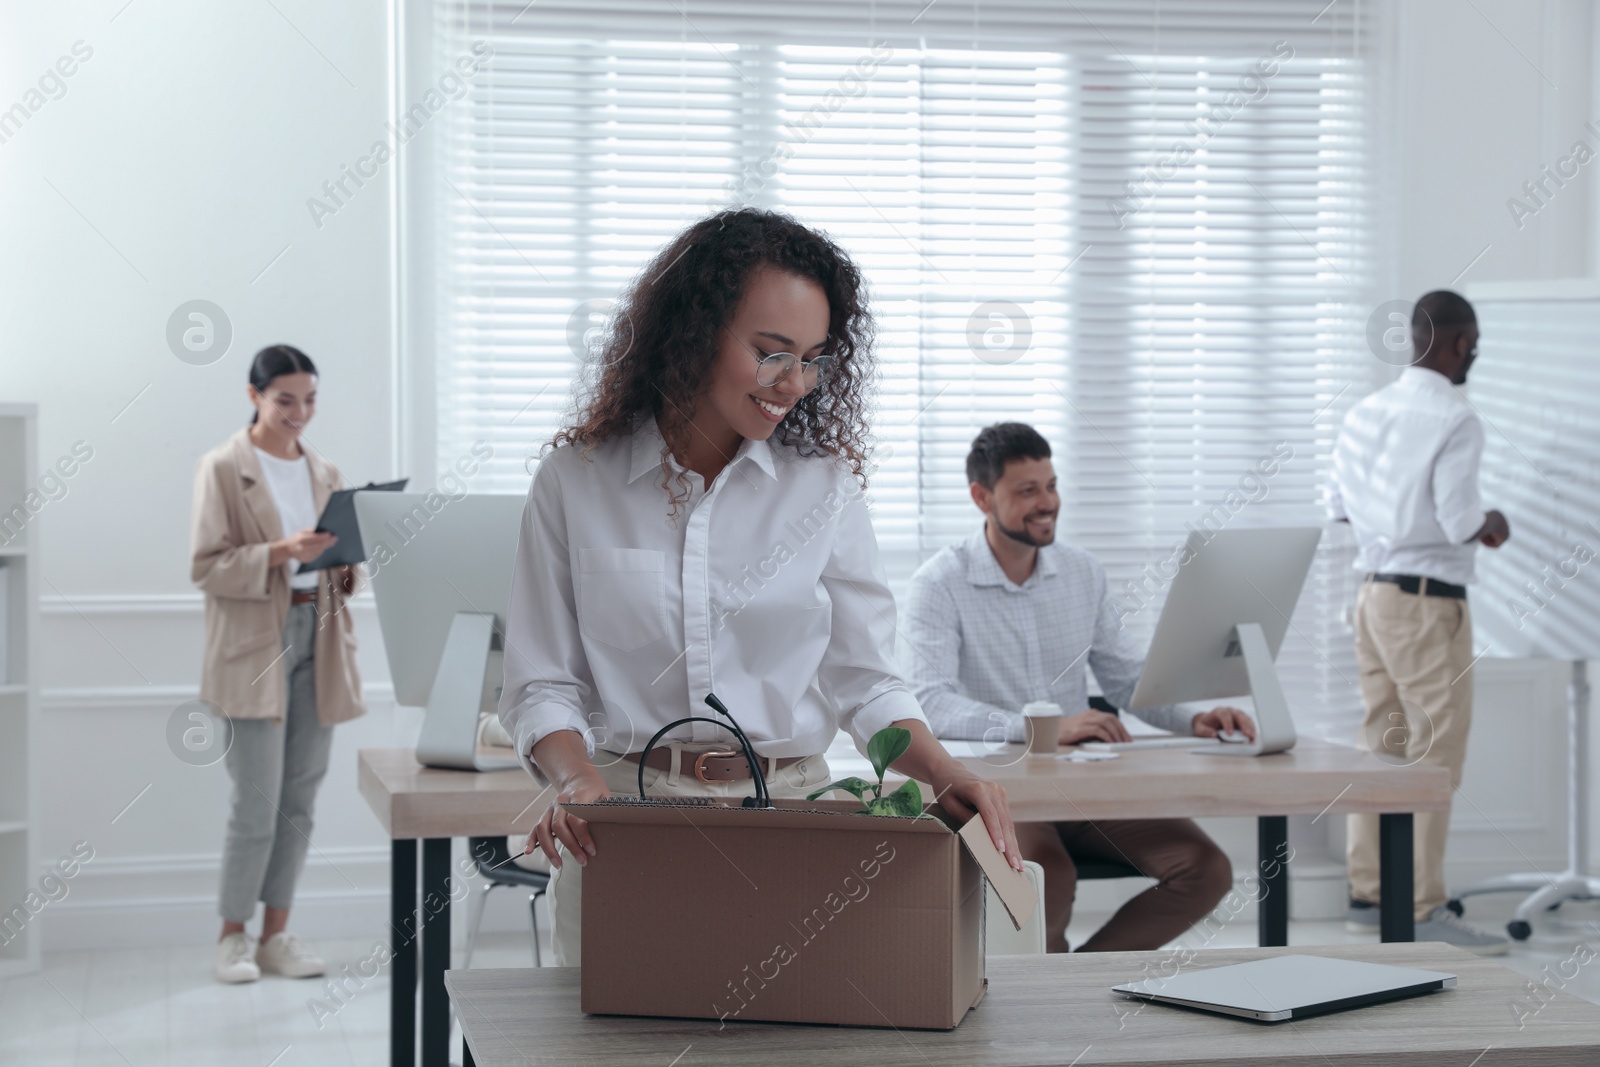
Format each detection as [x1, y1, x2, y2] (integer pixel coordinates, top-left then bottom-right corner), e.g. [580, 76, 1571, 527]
[1113, 954, 1457, 1023]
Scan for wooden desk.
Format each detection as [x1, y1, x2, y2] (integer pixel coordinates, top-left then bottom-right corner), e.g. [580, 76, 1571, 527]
[446, 942, 1600, 1066]
[358, 749, 551, 1067]
[957, 738, 1452, 946]
[359, 740, 1450, 1067]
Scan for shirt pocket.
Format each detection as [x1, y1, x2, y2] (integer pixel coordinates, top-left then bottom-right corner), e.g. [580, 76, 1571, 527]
[577, 547, 671, 652]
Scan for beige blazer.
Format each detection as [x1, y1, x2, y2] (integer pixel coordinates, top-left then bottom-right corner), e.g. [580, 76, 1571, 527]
[190, 427, 366, 726]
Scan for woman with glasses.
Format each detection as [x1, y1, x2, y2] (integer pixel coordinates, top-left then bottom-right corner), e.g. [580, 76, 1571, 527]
[498, 208, 1024, 965]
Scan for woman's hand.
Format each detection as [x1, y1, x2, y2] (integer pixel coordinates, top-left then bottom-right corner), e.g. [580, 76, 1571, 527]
[527, 772, 610, 868]
[927, 761, 1025, 872]
[271, 528, 336, 566]
[526, 729, 611, 868]
[889, 719, 1024, 873]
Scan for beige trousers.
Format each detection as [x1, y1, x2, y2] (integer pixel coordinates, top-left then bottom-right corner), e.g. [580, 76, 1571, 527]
[547, 744, 834, 966]
[1346, 580, 1475, 920]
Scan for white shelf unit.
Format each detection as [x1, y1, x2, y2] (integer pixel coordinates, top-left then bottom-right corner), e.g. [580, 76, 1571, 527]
[0, 404, 39, 978]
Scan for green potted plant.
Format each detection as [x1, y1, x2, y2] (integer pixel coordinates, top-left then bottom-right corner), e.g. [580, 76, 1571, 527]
[806, 725, 926, 816]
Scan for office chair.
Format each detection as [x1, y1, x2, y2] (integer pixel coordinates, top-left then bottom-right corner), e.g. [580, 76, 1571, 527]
[463, 836, 550, 967]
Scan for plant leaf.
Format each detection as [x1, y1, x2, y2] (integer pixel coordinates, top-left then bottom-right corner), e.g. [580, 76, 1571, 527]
[880, 778, 923, 818]
[806, 776, 871, 802]
[866, 726, 912, 780]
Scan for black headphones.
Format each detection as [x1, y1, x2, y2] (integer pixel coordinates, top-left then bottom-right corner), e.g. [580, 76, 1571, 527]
[634, 692, 772, 807]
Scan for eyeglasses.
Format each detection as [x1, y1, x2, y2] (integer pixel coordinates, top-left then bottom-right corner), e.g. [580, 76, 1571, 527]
[727, 329, 836, 392]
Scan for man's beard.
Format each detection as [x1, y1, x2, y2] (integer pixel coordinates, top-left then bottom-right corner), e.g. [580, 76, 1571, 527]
[993, 512, 1055, 548]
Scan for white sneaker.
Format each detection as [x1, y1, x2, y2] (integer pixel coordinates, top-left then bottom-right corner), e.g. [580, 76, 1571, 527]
[215, 932, 261, 984]
[256, 932, 326, 977]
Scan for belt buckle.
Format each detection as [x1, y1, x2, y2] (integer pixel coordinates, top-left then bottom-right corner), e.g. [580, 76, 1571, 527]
[692, 749, 739, 783]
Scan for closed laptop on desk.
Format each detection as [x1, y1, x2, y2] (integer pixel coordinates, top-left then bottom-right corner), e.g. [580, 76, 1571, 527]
[1114, 954, 1456, 1022]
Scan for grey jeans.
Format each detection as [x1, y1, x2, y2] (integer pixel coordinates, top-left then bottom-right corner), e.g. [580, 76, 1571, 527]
[218, 600, 335, 923]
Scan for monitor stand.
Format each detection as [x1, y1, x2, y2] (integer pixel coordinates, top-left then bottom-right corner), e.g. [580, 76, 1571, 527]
[415, 612, 520, 771]
[1193, 622, 1298, 756]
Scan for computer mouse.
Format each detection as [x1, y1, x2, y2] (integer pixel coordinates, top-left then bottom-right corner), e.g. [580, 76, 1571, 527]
[1217, 729, 1250, 744]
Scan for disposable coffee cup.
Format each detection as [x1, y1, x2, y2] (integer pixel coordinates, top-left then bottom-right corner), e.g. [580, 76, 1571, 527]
[1022, 701, 1062, 755]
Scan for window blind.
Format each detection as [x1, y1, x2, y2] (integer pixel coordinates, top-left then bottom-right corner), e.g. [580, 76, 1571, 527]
[427, 0, 1378, 739]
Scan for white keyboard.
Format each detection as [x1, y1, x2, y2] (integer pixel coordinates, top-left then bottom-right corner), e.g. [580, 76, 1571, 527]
[1077, 736, 1225, 753]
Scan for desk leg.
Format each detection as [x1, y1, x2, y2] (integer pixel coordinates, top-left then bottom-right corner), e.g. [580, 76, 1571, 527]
[1379, 813, 1415, 942]
[1257, 816, 1289, 947]
[390, 838, 416, 1067]
[422, 838, 452, 1067]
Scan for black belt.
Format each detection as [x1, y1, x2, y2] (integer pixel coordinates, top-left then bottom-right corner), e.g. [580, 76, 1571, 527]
[1366, 572, 1467, 599]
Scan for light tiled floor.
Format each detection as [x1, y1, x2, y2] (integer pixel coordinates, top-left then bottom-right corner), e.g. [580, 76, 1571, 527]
[5, 892, 1598, 1066]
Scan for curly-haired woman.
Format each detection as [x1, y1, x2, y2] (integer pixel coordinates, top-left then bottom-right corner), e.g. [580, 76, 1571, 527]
[497, 208, 1024, 964]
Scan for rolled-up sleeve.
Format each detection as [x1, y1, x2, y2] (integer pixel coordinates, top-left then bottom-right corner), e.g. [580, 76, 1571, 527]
[1433, 415, 1488, 544]
[497, 458, 594, 784]
[1325, 454, 1348, 522]
[817, 484, 927, 751]
[903, 567, 1018, 742]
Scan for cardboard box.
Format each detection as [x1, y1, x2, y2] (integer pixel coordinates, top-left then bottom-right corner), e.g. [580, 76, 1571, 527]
[568, 796, 1033, 1030]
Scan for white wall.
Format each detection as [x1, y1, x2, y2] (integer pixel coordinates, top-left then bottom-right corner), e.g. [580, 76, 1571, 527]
[1, 0, 415, 947]
[2, 0, 1597, 951]
[1393, 0, 1596, 292]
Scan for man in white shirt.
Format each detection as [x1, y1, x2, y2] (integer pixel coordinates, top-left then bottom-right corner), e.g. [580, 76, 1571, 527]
[905, 423, 1256, 952]
[1329, 289, 1511, 955]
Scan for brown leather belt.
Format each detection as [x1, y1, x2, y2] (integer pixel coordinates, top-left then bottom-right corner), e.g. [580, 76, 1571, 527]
[621, 747, 810, 784]
[291, 590, 317, 604]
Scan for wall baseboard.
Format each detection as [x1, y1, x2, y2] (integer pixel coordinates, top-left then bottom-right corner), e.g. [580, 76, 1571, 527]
[43, 889, 395, 952]
[40, 846, 541, 951]
[42, 682, 399, 711]
[40, 593, 377, 615]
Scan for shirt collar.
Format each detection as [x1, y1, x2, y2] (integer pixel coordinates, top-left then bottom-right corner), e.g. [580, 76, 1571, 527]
[963, 520, 1057, 588]
[627, 411, 778, 484]
[230, 425, 337, 489]
[1399, 366, 1456, 391]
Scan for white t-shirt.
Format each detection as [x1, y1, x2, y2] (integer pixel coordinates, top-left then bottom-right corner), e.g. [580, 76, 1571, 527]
[254, 446, 321, 590]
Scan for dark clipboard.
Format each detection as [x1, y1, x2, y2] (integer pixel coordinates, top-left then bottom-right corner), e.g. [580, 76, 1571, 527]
[299, 478, 409, 571]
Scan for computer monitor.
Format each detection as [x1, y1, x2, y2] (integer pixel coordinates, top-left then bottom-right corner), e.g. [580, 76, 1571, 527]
[1127, 526, 1322, 756]
[353, 492, 527, 770]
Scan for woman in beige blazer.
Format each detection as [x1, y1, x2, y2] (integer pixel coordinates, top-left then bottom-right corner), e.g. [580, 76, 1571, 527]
[190, 344, 365, 984]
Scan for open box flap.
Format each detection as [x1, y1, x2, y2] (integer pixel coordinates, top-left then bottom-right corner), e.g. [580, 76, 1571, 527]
[958, 815, 1036, 931]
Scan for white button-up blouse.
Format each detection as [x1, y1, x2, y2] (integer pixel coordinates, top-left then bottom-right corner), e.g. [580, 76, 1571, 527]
[497, 412, 927, 782]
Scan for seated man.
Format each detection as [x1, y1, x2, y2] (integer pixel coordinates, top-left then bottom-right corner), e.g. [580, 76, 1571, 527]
[904, 421, 1255, 952]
